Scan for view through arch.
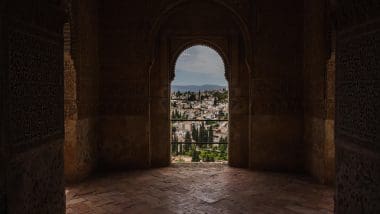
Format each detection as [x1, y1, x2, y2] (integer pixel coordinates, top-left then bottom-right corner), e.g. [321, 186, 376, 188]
[170, 45, 229, 163]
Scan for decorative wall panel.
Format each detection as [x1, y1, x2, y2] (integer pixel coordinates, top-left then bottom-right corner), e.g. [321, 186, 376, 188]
[8, 28, 63, 149]
[1, 0, 66, 213]
[335, 0, 380, 212]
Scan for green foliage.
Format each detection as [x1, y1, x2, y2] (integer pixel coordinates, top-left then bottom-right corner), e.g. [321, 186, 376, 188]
[171, 135, 179, 155]
[171, 109, 187, 120]
[185, 131, 192, 142]
[208, 126, 214, 143]
[206, 120, 216, 126]
[191, 148, 200, 162]
[212, 90, 228, 106]
[188, 93, 196, 101]
[217, 137, 228, 161]
[184, 131, 192, 152]
[199, 122, 208, 147]
[191, 124, 199, 143]
[170, 89, 229, 162]
[200, 150, 215, 162]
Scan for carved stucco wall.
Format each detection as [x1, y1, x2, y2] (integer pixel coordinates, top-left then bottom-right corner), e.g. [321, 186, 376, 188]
[0, 4, 6, 211]
[1, 0, 66, 213]
[303, 0, 335, 184]
[0, 145, 4, 213]
[64, 0, 100, 183]
[335, 0, 380, 213]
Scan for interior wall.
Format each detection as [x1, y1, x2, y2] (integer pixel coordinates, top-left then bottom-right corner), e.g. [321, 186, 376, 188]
[0, 5, 6, 211]
[98, 0, 254, 169]
[1, 0, 66, 213]
[0, 163, 4, 212]
[98, 0, 307, 172]
[303, 0, 335, 184]
[335, 0, 380, 212]
[64, 0, 100, 183]
[98, 1, 151, 169]
[0, 143, 4, 213]
[250, 0, 305, 171]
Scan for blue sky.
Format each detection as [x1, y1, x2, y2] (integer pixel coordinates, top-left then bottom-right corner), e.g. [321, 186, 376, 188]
[172, 45, 227, 86]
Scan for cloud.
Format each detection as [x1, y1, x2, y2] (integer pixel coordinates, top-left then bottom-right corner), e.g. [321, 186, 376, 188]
[172, 45, 227, 86]
[175, 46, 225, 75]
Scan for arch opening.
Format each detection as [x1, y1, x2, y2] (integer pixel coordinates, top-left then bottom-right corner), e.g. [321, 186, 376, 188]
[170, 45, 229, 163]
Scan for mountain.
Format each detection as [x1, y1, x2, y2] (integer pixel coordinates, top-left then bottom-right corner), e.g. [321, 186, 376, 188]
[171, 84, 227, 92]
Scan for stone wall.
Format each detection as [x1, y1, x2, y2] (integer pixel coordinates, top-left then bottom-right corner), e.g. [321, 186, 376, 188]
[0, 4, 6, 211]
[0, 0, 378, 212]
[151, 0, 252, 168]
[335, 0, 380, 212]
[0, 0, 66, 213]
[97, 0, 307, 172]
[303, 0, 335, 184]
[98, 0, 254, 169]
[0, 147, 4, 213]
[250, 0, 305, 171]
[98, 1, 151, 169]
[64, 0, 100, 183]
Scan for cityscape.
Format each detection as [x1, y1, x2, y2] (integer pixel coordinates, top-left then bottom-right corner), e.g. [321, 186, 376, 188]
[170, 86, 229, 163]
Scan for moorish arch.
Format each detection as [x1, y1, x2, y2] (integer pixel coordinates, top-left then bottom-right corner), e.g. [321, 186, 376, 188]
[148, 0, 252, 167]
[148, 0, 254, 69]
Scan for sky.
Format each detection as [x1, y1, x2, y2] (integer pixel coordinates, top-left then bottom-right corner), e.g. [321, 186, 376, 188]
[172, 45, 227, 86]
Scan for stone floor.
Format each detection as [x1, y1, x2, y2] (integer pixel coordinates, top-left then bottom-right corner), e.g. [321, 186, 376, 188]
[66, 163, 334, 214]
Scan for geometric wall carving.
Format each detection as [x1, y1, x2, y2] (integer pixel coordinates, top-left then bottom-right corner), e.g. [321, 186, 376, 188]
[335, 0, 380, 212]
[336, 29, 379, 149]
[1, 0, 65, 213]
[8, 28, 63, 150]
[336, 143, 380, 213]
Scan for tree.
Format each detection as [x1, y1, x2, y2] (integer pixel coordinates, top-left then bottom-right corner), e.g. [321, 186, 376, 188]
[219, 137, 227, 151]
[191, 124, 198, 143]
[213, 98, 218, 106]
[213, 90, 228, 103]
[188, 93, 196, 101]
[208, 126, 214, 143]
[184, 131, 192, 152]
[172, 109, 182, 120]
[218, 137, 228, 161]
[199, 122, 207, 147]
[171, 134, 179, 155]
[200, 150, 215, 162]
[191, 146, 200, 162]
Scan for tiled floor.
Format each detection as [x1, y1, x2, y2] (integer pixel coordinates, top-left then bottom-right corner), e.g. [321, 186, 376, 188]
[66, 163, 334, 214]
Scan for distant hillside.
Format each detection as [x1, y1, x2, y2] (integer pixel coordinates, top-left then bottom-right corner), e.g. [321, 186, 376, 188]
[171, 84, 227, 92]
